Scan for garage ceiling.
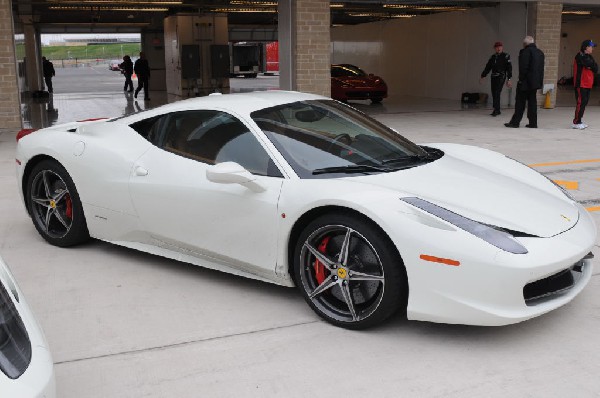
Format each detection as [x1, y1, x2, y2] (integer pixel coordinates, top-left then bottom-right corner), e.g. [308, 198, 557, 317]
[12, 1, 600, 33]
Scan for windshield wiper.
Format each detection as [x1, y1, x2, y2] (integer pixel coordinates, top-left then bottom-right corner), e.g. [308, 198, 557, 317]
[381, 153, 433, 165]
[312, 165, 394, 175]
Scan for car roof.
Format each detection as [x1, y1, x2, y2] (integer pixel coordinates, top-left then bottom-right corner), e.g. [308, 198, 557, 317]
[114, 90, 329, 124]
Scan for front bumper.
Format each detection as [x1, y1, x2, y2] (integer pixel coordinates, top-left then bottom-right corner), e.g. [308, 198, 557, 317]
[386, 202, 597, 326]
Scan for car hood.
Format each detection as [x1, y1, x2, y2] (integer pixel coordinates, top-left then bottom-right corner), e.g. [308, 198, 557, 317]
[349, 145, 578, 238]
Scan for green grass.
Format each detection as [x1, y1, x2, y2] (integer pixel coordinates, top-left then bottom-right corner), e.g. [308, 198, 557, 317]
[13, 43, 141, 62]
[41, 43, 141, 60]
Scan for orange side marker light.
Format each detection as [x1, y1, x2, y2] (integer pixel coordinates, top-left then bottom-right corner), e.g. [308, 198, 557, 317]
[420, 254, 460, 267]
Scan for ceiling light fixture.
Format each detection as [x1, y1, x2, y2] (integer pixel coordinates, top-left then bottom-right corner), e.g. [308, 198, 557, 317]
[229, 1, 277, 5]
[562, 10, 592, 15]
[47, 0, 181, 4]
[48, 6, 169, 11]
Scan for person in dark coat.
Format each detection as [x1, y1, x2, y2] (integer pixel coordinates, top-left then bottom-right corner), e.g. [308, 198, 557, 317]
[505, 36, 545, 128]
[480, 41, 512, 116]
[134, 52, 151, 101]
[42, 57, 56, 93]
[119, 55, 134, 92]
[572, 39, 598, 129]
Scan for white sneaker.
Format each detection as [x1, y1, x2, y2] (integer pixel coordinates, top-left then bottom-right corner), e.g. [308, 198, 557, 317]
[572, 123, 586, 129]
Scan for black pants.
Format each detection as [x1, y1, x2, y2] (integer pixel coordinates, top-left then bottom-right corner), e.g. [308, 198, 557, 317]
[573, 87, 590, 124]
[491, 76, 505, 113]
[123, 73, 133, 92]
[135, 76, 149, 99]
[44, 76, 53, 93]
[509, 88, 538, 127]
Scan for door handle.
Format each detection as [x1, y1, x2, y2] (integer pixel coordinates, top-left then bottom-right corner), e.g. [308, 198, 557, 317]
[134, 166, 148, 176]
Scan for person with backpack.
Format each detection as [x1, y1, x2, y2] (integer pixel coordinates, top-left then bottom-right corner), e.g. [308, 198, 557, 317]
[119, 55, 134, 93]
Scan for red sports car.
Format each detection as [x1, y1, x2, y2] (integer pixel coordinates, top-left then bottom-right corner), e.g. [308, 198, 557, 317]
[331, 64, 388, 103]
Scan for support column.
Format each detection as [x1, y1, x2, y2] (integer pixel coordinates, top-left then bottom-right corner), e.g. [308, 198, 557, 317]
[278, 0, 330, 97]
[528, 2, 562, 108]
[22, 17, 42, 93]
[0, 0, 21, 129]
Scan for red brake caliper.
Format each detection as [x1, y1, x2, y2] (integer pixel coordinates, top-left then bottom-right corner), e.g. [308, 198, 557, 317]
[65, 194, 73, 219]
[313, 236, 330, 285]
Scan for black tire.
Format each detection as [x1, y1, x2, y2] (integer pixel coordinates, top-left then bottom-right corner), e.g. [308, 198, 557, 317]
[293, 213, 408, 329]
[371, 98, 383, 104]
[25, 159, 90, 247]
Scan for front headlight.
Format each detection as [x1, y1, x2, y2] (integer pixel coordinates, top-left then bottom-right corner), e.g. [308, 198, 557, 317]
[401, 197, 528, 254]
[0, 282, 32, 379]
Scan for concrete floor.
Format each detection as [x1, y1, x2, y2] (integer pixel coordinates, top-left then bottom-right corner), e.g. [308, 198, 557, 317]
[2, 77, 600, 397]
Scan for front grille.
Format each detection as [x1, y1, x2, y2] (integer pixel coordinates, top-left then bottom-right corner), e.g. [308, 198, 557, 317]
[523, 252, 593, 306]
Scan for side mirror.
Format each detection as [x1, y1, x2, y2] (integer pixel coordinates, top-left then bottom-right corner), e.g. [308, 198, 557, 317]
[206, 162, 266, 192]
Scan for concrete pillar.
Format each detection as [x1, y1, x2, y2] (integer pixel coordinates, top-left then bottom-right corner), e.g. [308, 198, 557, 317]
[22, 18, 42, 93]
[278, 0, 330, 97]
[164, 14, 229, 98]
[528, 2, 562, 108]
[0, 0, 21, 129]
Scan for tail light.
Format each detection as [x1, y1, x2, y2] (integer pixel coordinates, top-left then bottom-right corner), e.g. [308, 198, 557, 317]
[16, 129, 37, 142]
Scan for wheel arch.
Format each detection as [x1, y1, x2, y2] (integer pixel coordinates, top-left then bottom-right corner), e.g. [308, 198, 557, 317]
[21, 154, 60, 202]
[286, 205, 406, 285]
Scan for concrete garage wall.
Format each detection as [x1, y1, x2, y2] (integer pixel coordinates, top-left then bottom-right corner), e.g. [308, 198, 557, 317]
[559, 19, 600, 79]
[332, 4, 527, 106]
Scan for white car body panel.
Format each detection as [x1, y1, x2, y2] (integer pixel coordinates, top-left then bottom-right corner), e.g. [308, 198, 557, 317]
[15, 90, 597, 326]
[0, 257, 56, 398]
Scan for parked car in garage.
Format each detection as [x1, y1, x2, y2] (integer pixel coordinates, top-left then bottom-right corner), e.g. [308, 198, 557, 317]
[108, 60, 121, 71]
[331, 64, 388, 103]
[0, 256, 55, 397]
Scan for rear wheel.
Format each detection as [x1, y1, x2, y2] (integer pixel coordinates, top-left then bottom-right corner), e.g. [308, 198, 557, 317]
[294, 213, 407, 329]
[26, 160, 90, 247]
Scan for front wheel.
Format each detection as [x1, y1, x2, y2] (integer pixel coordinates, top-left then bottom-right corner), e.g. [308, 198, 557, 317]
[26, 160, 90, 247]
[294, 213, 408, 329]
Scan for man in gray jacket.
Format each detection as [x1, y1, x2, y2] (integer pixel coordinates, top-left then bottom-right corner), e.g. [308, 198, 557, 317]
[505, 36, 545, 128]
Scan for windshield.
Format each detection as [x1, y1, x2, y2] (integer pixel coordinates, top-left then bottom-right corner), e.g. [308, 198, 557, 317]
[331, 65, 367, 77]
[251, 100, 434, 178]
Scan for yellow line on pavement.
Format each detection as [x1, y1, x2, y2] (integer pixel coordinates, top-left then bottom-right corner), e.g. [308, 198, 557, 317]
[552, 180, 579, 190]
[528, 158, 600, 167]
[586, 206, 600, 212]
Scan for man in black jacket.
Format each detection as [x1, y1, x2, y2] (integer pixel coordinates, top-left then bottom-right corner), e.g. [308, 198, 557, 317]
[42, 57, 55, 93]
[480, 41, 512, 116]
[119, 55, 134, 93]
[505, 36, 545, 128]
[134, 52, 151, 101]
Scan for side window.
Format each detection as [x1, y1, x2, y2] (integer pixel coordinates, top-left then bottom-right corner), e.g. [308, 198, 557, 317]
[161, 110, 282, 177]
[130, 115, 162, 143]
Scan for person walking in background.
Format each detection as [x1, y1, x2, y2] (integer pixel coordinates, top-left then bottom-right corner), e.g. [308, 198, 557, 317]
[480, 41, 512, 116]
[505, 36, 545, 128]
[120, 55, 134, 93]
[42, 56, 55, 93]
[134, 52, 150, 101]
[572, 39, 598, 130]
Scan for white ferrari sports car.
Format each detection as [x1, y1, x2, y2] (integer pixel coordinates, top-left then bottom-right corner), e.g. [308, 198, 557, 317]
[15, 91, 596, 329]
[0, 256, 56, 397]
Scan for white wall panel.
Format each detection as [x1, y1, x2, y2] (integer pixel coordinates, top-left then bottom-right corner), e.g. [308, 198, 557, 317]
[332, 4, 527, 105]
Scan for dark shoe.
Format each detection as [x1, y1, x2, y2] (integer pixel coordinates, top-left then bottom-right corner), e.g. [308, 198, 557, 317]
[134, 92, 138, 99]
[128, 90, 133, 93]
[504, 123, 519, 128]
[491, 111, 500, 116]
[525, 124, 537, 128]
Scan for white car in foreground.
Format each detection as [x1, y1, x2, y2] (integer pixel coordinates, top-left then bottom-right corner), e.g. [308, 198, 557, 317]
[0, 256, 55, 397]
[15, 91, 596, 329]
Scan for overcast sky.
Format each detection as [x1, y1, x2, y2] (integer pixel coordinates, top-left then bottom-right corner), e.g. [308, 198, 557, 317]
[41, 33, 140, 45]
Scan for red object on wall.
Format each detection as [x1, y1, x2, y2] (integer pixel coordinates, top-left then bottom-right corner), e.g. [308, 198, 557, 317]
[266, 41, 279, 72]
